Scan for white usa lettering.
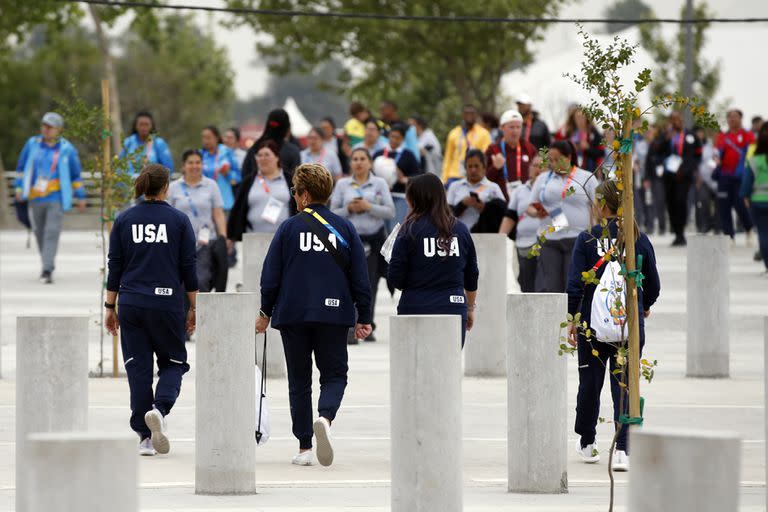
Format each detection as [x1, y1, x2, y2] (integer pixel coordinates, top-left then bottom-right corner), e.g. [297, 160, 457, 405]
[299, 232, 338, 252]
[131, 224, 168, 244]
[422, 237, 460, 258]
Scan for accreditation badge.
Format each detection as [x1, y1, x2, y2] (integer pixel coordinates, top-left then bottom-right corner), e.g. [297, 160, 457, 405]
[198, 226, 211, 245]
[261, 196, 285, 224]
[549, 207, 570, 232]
[34, 178, 49, 194]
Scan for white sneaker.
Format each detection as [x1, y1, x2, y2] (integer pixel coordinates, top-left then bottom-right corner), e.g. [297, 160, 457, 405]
[138, 437, 156, 456]
[575, 439, 600, 463]
[313, 417, 334, 467]
[612, 450, 629, 472]
[291, 450, 314, 466]
[144, 408, 170, 454]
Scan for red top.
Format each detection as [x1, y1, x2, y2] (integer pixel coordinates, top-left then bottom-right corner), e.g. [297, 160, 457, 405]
[484, 139, 538, 200]
[715, 129, 754, 175]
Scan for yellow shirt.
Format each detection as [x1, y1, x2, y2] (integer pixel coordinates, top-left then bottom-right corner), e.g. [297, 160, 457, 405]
[441, 124, 492, 182]
[344, 118, 366, 147]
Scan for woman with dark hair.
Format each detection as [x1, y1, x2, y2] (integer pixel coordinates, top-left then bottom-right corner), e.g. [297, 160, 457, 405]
[301, 127, 343, 178]
[228, 140, 292, 242]
[201, 126, 240, 212]
[330, 147, 395, 342]
[167, 149, 229, 292]
[566, 179, 660, 472]
[242, 108, 302, 183]
[373, 122, 422, 226]
[223, 126, 247, 169]
[527, 140, 598, 292]
[741, 123, 768, 273]
[557, 108, 604, 172]
[120, 111, 174, 176]
[387, 173, 479, 347]
[354, 119, 386, 155]
[106, 163, 198, 456]
[446, 149, 507, 232]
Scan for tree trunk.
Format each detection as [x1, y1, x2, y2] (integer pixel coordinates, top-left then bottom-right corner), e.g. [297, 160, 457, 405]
[0, 151, 10, 227]
[89, 5, 124, 154]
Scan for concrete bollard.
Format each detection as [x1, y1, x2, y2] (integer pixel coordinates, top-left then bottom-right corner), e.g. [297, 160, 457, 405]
[465, 234, 508, 377]
[243, 233, 286, 378]
[26, 432, 137, 512]
[764, 317, 767, 509]
[628, 428, 741, 512]
[506, 238, 521, 294]
[16, 316, 89, 512]
[390, 315, 463, 512]
[686, 235, 729, 378]
[507, 293, 568, 493]
[196, 293, 258, 495]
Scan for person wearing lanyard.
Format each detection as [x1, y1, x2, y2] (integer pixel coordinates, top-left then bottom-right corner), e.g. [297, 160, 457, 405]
[516, 94, 552, 152]
[257, 163, 372, 467]
[330, 148, 395, 343]
[120, 111, 174, 177]
[228, 140, 292, 242]
[499, 155, 545, 292]
[14, 112, 87, 284]
[387, 173, 479, 347]
[663, 112, 702, 247]
[441, 104, 492, 185]
[223, 127, 247, 170]
[105, 164, 198, 456]
[373, 123, 422, 227]
[527, 140, 598, 293]
[167, 149, 229, 293]
[446, 149, 507, 232]
[353, 119, 387, 155]
[486, 109, 539, 201]
[200, 125, 241, 212]
[302, 127, 343, 179]
[715, 109, 755, 242]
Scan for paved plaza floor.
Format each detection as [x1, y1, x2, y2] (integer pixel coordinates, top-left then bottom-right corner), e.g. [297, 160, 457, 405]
[0, 229, 766, 510]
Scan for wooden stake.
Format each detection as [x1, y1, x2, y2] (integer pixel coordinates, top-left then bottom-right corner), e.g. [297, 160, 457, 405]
[621, 118, 641, 419]
[101, 79, 118, 378]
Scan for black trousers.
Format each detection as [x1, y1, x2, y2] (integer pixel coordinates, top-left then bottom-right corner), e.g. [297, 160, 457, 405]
[717, 175, 753, 238]
[663, 173, 692, 240]
[471, 198, 508, 233]
[534, 237, 576, 293]
[119, 304, 190, 439]
[197, 237, 228, 292]
[516, 247, 538, 293]
[574, 333, 644, 453]
[359, 229, 387, 327]
[280, 323, 349, 449]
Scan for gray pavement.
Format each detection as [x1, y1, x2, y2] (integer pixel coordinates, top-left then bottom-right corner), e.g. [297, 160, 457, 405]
[0, 229, 766, 511]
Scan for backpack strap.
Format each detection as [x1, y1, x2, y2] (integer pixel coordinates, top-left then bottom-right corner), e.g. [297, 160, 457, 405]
[591, 245, 616, 272]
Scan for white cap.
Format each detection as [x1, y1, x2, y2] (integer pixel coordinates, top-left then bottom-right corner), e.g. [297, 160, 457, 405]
[41, 112, 64, 128]
[499, 109, 523, 126]
[516, 94, 533, 105]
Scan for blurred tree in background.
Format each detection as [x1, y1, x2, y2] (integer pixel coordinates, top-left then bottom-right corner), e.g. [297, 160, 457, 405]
[602, 0, 654, 34]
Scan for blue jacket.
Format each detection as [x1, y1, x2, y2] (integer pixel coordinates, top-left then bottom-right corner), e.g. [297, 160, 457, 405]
[388, 216, 479, 315]
[566, 221, 660, 342]
[107, 200, 198, 313]
[202, 144, 241, 210]
[16, 136, 85, 211]
[119, 134, 174, 175]
[261, 204, 372, 328]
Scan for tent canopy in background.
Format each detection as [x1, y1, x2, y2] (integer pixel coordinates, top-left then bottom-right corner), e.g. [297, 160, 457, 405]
[283, 97, 312, 137]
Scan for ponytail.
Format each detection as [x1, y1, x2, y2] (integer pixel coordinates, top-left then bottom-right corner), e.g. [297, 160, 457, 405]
[134, 164, 170, 199]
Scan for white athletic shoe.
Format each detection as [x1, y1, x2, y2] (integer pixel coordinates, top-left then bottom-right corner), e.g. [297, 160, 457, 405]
[612, 450, 629, 472]
[575, 439, 600, 463]
[138, 437, 156, 456]
[291, 451, 315, 466]
[144, 408, 170, 455]
[313, 417, 334, 467]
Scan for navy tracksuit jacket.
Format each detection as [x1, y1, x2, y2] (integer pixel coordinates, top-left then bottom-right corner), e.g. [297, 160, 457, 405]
[107, 200, 198, 439]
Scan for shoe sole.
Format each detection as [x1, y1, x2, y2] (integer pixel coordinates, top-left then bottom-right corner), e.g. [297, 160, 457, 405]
[145, 411, 170, 455]
[612, 466, 628, 472]
[313, 420, 334, 467]
[575, 441, 600, 463]
[139, 449, 156, 456]
[292, 458, 314, 466]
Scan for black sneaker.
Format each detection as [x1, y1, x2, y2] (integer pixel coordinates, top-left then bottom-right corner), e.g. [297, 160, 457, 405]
[40, 271, 53, 284]
[671, 237, 687, 247]
[754, 251, 762, 262]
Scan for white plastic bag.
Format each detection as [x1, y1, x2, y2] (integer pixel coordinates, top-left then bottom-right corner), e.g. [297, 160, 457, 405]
[255, 364, 270, 445]
[591, 259, 628, 343]
[380, 223, 402, 263]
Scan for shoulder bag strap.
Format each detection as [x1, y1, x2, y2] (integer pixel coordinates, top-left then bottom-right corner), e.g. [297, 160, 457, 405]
[298, 212, 352, 278]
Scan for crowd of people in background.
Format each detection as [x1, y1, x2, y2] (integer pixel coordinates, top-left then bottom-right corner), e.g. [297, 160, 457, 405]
[13, 96, 768, 334]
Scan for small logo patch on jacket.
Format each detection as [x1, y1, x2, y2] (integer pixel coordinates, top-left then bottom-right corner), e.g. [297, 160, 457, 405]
[449, 295, 465, 304]
[324, 298, 340, 307]
[154, 287, 173, 296]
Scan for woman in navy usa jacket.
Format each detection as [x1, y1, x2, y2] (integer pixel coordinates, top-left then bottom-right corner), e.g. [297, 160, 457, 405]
[566, 179, 660, 472]
[105, 164, 199, 457]
[387, 173, 479, 346]
[256, 163, 372, 468]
